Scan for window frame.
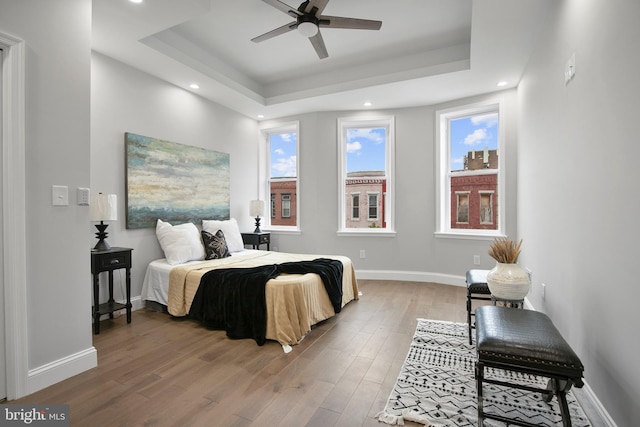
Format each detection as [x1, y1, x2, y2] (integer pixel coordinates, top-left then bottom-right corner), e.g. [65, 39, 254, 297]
[455, 191, 470, 224]
[479, 191, 494, 225]
[259, 121, 300, 233]
[351, 193, 360, 220]
[435, 101, 505, 238]
[281, 193, 291, 218]
[337, 116, 396, 236]
[367, 192, 379, 221]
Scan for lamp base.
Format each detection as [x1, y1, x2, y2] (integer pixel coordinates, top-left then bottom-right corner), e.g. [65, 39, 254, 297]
[93, 222, 112, 251]
[254, 216, 262, 234]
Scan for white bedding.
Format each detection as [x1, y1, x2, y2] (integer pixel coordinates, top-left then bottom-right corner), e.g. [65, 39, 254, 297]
[141, 249, 258, 306]
[140, 249, 359, 348]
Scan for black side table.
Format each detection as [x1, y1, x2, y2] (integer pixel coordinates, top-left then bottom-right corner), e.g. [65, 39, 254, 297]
[91, 247, 133, 334]
[241, 232, 270, 250]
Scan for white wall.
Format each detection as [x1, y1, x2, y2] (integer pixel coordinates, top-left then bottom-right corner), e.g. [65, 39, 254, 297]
[518, 0, 639, 425]
[261, 89, 518, 283]
[90, 52, 259, 302]
[0, 0, 95, 396]
[91, 54, 518, 303]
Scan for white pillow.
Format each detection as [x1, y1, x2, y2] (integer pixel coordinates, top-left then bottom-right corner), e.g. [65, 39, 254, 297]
[155, 219, 205, 265]
[202, 218, 244, 253]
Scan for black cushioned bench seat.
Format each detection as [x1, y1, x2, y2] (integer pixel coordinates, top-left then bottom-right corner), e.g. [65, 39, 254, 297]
[465, 269, 492, 344]
[475, 305, 584, 427]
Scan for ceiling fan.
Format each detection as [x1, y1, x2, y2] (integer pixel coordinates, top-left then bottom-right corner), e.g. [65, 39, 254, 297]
[251, 0, 382, 59]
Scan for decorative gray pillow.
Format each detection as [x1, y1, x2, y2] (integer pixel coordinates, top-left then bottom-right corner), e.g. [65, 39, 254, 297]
[201, 229, 231, 260]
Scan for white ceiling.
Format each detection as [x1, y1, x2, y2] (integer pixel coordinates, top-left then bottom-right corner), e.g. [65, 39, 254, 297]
[92, 0, 552, 120]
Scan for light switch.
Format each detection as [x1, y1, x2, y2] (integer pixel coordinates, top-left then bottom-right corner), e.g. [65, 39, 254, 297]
[77, 187, 90, 206]
[52, 185, 69, 206]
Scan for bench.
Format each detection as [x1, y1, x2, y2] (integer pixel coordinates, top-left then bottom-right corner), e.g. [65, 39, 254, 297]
[475, 305, 584, 427]
[465, 269, 492, 344]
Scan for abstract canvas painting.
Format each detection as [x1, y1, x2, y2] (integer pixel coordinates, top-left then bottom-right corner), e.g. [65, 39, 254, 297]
[125, 132, 230, 229]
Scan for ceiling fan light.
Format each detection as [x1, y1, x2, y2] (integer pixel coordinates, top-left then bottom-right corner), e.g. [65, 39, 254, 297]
[297, 22, 318, 38]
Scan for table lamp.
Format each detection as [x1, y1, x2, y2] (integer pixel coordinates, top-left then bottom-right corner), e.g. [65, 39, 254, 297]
[90, 193, 117, 251]
[250, 200, 265, 233]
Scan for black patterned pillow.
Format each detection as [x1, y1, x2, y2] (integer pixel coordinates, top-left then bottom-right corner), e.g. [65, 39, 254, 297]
[201, 229, 231, 260]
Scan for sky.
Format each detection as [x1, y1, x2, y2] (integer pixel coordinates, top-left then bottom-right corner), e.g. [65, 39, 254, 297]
[270, 127, 388, 177]
[269, 116, 497, 176]
[270, 132, 297, 177]
[449, 112, 498, 171]
[345, 127, 386, 173]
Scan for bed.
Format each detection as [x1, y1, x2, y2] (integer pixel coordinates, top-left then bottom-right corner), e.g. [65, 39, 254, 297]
[141, 247, 359, 351]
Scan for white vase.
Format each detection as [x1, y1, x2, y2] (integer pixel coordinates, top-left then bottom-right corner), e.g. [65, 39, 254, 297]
[486, 262, 530, 300]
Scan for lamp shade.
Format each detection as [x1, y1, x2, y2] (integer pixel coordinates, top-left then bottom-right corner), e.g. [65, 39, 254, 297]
[250, 200, 265, 217]
[90, 193, 118, 222]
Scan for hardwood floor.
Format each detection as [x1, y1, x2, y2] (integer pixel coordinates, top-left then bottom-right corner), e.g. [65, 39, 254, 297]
[13, 280, 470, 426]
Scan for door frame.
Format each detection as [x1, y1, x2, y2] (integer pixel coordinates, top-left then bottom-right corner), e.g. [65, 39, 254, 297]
[1, 30, 28, 400]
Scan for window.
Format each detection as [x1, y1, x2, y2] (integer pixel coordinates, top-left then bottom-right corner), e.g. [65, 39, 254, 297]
[368, 193, 379, 220]
[338, 116, 395, 234]
[479, 192, 494, 224]
[436, 102, 504, 236]
[351, 193, 360, 220]
[259, 122, 299, 231]
[281, 194, 291, 218]
[456, 192, 469, 224]
[270, 193, 276, 218]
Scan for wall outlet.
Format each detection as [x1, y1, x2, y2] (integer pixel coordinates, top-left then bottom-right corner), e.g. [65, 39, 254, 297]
[77, 187, 90, 206]
[473, 255, 480, 265]
[359, 249, 366, 259]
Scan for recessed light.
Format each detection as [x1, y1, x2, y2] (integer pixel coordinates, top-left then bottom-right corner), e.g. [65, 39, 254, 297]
[363, 101, 372, 107]
[497, 81, 508, 87]
[257, 115, 265, 119]
[129, 0, 143, 4]
[189, 83, 200, 89]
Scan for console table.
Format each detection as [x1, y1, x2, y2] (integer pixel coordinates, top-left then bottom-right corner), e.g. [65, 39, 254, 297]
[91, 247, 132, 334]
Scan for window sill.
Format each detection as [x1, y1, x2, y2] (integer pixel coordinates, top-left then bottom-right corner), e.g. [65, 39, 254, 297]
[434, 231, 506, 241]
[337, 230, 396, 237]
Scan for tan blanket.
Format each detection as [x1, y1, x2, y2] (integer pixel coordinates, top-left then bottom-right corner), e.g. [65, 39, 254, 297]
[167, 251, 358, 346]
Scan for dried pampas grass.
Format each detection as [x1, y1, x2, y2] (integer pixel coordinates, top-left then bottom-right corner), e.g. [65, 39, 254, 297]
[488, 237, 523, 264]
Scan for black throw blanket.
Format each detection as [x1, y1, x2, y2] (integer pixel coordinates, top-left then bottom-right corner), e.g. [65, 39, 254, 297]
[188, 258, 343, 345]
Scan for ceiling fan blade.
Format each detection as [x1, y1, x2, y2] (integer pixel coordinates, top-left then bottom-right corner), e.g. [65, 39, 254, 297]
[251, 22, 297, 43]
[309, 31, 328, 59]
[318, 16, 382, 30]
[262, 0, 302, 18]
[302, 0, 330, 15]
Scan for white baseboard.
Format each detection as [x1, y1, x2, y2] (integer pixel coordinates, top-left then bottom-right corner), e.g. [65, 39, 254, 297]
[355, 269, 466, 286]
[576, 381, 618, 427]
[27, 347, 97, 395]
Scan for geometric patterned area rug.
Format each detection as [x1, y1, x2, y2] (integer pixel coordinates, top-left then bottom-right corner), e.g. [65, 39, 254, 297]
[377, 319, 591, 426]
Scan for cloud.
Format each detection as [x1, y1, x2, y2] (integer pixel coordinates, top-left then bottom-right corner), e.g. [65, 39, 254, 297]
[464, 128, 488, 145]
[274, 148, 284, 155]
[347, 141, 363, 154]
[280, 133, 295, 143]
[471, 113, 498, 128]
[271, 155, 297, 177]
[347, 128, 384, 144]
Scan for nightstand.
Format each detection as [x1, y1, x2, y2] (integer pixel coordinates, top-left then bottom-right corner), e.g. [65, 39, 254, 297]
[241, 232, 270, 250]
[91, 247, 133, 334]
